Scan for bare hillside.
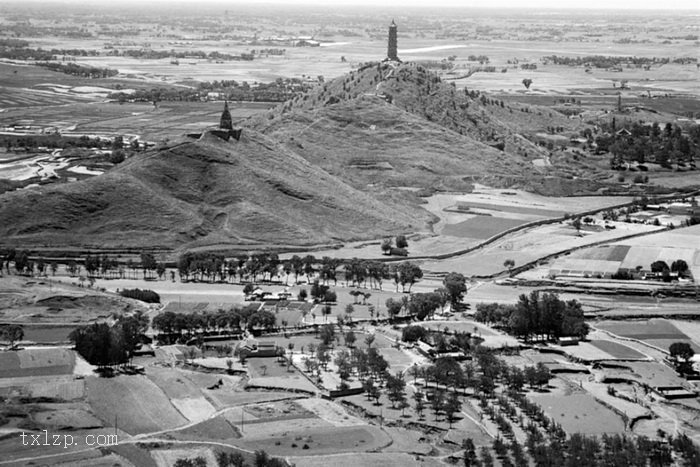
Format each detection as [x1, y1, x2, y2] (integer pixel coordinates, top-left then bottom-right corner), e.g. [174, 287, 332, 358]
[0, 131, 423, 250]
[256, 62, 581, 161]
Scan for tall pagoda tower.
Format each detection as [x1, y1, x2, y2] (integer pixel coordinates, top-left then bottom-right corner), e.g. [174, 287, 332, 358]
[219, 101, 233, 130]
[387, 20, 399, 62]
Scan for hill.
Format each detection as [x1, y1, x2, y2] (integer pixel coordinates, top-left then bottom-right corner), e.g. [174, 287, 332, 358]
[0, 130, 423, 250]
[253, 95, 536, 193]
[0, 63, 611, 252]
[255, 62, 583, 162]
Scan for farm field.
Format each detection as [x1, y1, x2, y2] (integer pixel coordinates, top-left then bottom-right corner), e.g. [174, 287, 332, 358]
[595, 319, 698, 352]
[547, 224, 700, 283]
[553, 339, 648, 362]
[528, 392, 626, 435]
[424, 217, 659, 276]
[0, 348, 75, 378]
[603, 361, 688, 389]
[236, 424, 391, 456]
[588, 340, 648, 360]
[86, 375, 188, 434]
[287, 189, 638, 266]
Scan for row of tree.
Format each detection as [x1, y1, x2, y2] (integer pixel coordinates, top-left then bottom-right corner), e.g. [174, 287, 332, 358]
[475, 292, 589, 342]
[151, 306, 276, 342]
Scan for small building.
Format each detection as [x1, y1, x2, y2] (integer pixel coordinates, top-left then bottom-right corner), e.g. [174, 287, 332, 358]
[239, 339, 277, 358]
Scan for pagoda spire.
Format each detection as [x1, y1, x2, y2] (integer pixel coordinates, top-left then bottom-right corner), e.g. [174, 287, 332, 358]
[219, 100, 233, 130]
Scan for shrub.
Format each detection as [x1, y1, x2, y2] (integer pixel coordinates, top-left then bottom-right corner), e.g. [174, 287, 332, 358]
[118, 288, 160, 303]
[402, 325, 427, 343]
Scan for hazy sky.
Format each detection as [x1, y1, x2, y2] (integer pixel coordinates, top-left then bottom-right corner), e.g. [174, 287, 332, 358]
[35, 0, 700, 10]
[176, 0, 700, 9]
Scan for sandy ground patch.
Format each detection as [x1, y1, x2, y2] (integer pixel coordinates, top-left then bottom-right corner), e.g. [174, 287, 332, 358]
[237, 417, 333, 438]
[73, 353, 94, 376]
[296, 398, 366, 427]
[171, 397, 217, 423]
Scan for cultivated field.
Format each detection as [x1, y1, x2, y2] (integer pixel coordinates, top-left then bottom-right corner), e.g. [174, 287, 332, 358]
[86, 375, 187, 434]
[528, 392, 626, 435]
[596, 319, 698, 352]
[0, 348, 74, 378]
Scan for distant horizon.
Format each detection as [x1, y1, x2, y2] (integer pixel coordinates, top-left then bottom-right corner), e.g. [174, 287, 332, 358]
[8, 0, 700, 10]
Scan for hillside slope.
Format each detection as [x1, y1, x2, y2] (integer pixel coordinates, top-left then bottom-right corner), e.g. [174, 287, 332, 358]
[256, 62, 582, 162]
[0, 131, 422, 250]
[255, 95, 536, 191]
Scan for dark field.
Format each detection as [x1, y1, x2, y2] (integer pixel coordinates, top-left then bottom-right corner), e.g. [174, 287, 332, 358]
[589, 340, 646, 359]
[21, 325, 76, 343]
[442, 216, 527, 239]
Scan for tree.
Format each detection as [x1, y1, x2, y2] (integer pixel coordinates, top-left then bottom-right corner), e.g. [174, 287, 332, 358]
[381, 238, 393, 255]
[397, 262, 423, 292]
[402, 325, 427, 343]
[365, 334, 375, 348]
[444, 391, 462, 428]
[480, 446, 495, 467]
[386, 371, 406, 409]
[572, 217, 582, 233]
[395, 235, 408, 249]
[385, 298, 403, 321]
[443, 272, 467, 311]
[1, 324, 24, 349]
[345, 330, 357, 347]
[522, 78, 533, 89]
[669, 342, 695, 375]
[651, 261, 670, 273]
[414, 391, 425, 419]
[671, 259, 689, 277]
[319, 324, 335, 346]
[463, 438, 478, 467]
[431, 389, 445, 421]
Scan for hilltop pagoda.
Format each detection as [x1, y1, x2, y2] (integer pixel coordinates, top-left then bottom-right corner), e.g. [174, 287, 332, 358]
[220, 101, 233, 130]
[387, 20, 400, 62]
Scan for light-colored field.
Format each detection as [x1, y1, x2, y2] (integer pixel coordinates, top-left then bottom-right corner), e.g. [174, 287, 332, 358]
[555, 339, 648, 361]
[26, 379, 85, 400]
[150, 447, 218, 467]
[0, 348, 75, 378]
[289, 452, 428, 467]
[206, 390, 296, 409]
[529, 392, 626, 435]
[33, 406, 103, 429]
[237, 424, 391, 456]
[610, 361, 688, 388]
[86, 375, 187, 434]
[296, 398, 365, 427]
[596, 319, 697, 352]
[427, 218, 658, 276]
[171, 397, 217, 423]
[548, 224, 700, 283]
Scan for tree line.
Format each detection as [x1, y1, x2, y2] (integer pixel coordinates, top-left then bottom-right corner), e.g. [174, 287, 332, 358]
[475, 292, 589, 342]
[69, 313, 148, 369]
[152, 305, 276, 343]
